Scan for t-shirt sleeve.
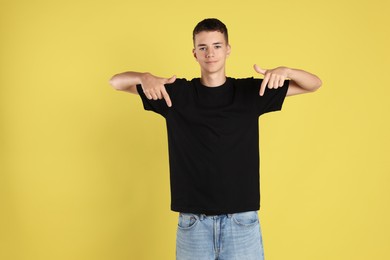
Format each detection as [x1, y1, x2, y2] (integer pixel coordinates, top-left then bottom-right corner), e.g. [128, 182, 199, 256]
[254, 78, 289, 116]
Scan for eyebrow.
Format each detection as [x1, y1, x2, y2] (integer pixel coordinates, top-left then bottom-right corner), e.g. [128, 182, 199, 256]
[196, 42, 223, 47]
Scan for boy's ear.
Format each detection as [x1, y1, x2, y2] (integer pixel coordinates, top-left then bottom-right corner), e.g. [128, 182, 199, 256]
[227, 44, 231, 56]
[192, 48, 197, 60]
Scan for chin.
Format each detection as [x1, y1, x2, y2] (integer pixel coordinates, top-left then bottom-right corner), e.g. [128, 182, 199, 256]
[201, 65, 223, 74]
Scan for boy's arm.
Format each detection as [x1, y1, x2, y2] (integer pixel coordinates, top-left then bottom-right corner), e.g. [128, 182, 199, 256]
[253, 64, 322, 96]
[109, 71, 176, 107]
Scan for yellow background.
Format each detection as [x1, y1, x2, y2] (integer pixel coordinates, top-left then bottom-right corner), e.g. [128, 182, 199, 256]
[1, 0, 389, 259]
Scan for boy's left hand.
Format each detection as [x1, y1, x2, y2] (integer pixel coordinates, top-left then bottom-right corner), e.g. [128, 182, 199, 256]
[254, 64, 290, 96]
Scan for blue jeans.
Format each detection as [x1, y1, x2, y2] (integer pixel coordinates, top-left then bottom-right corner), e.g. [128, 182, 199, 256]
[176, 211, 264, 260]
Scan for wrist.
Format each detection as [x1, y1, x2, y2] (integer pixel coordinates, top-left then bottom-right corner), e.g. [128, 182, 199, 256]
[139, 72, 151, 84]
[285, 67, 293, 78]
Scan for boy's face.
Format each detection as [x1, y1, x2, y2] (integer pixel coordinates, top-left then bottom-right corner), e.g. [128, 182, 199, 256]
[193, 31, 231, 75]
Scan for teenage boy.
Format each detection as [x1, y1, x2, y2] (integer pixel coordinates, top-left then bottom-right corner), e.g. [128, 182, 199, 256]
[110, 18, 321, 260]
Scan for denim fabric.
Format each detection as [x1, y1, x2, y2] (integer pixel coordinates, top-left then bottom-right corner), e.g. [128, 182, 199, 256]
[176, 211, 264, 260]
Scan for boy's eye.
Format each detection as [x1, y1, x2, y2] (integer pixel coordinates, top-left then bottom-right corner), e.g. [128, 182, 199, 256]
[199, 47, 206, 51]
[215, 45, 222, 49]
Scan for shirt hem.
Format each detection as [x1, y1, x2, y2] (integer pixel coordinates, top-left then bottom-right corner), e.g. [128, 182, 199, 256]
[171, 205, 260, 215]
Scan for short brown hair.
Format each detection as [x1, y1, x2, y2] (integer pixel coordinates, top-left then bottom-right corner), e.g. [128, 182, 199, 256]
[193, 18, 229, 44]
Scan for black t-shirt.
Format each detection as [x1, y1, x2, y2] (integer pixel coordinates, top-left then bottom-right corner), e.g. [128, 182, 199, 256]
[136, 77, 289, 215]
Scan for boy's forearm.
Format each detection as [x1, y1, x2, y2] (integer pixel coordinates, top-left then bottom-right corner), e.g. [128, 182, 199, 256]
[109, 71, 147, 93]
[287, 68, 322, 92]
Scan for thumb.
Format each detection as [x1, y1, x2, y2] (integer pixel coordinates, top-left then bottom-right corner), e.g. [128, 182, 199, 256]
[253, 64, 267, 75]
[166, 75, 177, 84]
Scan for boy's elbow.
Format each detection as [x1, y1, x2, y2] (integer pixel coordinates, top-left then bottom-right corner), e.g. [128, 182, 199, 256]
[310, 77, 322, 92]
[314, 77, 322, 91]
[109, 75, 122, 91]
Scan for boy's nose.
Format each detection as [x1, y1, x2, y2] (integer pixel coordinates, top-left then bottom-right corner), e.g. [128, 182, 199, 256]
[206, 50, 214, 58]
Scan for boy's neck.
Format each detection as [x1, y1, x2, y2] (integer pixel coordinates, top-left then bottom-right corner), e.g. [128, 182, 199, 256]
[200, 71, 226, 87]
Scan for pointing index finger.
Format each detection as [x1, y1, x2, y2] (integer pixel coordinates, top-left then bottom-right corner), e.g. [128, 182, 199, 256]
[161, 87, 172, 107]
[260, 74, 270, 96]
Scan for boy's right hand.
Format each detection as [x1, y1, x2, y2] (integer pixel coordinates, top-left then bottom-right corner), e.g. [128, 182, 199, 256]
[141, 73, 176, 107]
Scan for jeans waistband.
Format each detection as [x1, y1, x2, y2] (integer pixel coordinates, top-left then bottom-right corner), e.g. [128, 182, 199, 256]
[195, 213, 233, 221]
[180, 211, 257, 221]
